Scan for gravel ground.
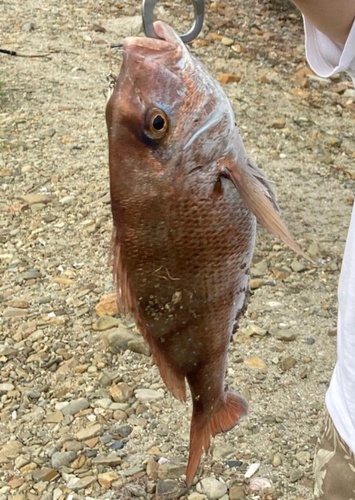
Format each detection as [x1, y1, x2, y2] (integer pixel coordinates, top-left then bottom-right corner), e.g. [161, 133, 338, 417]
[1, 1, 355, 499]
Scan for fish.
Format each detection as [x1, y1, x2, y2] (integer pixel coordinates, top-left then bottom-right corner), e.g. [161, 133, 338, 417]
[106, 21, 306, 487]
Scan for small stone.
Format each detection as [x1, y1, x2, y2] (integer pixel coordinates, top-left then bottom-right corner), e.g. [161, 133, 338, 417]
[0, 441, 22, 463]
[3, 307, 27, 318]
[242, 324, 267, 337]
[71, 455, 86, 470]
[113, 410, 128, 421]
[221, 36, 234, 46]
[110, 383, 133, 403]
[188, 494, 207, 500]
[43, 128, 56, 138]
[272, 453, 283, 467]
[291, 260, 307, 273]
[146, 457, 159, 479]
[21, 22, 35, 32]
[250, 278, 266, 290]
[244, 357, 267, 370]
[270, 118, 286, 129]
[66, 475, 97, 491]
[135, 388, 164, 401]
[157, 461, 186, 480]
[281, 357, 296, 371]
[308, 241, 320, 257]
[62, 441, 83, 453]
[217, 73, 241, 84]
[226, 460, 243, 468]
[20, 194, 52, 205]
[61, 398, 89, 416]
[8, 478, 24, 489]
[327, 137, 342, 148]
[32, 468, 59, 482]
[127, 338, 151, 356]
[98, 472, 119, 489]
[273, 330, 296, 341]
[95, 293, 118, 316]
[0, 383, 15, 392]
[92, 453, 121, 466]
[75, 423, 102, 441]
[116, 425, 132, 437]
[295, 451, 310, 465]
[51, 451, 77, 469]
[197, 477, 227, 499]
[306, 337, 315, 345]
[229, 486, 246, 500]
[102, 327, 139, 353]
[156, 479, 184, 500]
[290, 469, 304, 482]
[93, 315, 119, 331]
[45, 411, 63, 423]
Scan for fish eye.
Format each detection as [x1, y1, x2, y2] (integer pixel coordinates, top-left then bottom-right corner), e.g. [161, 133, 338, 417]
[144, 107, 169, 139]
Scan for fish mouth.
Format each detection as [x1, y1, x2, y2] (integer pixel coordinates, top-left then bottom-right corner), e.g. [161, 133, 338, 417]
[123, 21, 184, 62]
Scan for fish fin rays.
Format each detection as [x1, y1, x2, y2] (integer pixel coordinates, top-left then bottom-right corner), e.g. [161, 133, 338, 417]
[111, 227, 134, 314]
[148, 338, 187, 402]
[221, 157, 311, 262]
[111, 227, 186, 402]
[186, 390, 248, 487]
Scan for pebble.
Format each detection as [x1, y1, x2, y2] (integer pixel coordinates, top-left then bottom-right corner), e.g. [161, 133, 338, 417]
[221, 36, 234, 46]
[51, 451, 77, 469]
[272, 330, 296, 341]
[3, 307, 27, 318]
[229, 485, 246, 500]
[157, 461, 186, 480]
[196, 477, 227, 500]
[61, 398, 90, 416]
[75, 423, 103, 441]
[116, 424, 132, 437]
[291, 260, 307, 273]
[66, 475, 97, 491]
[101, 327, 137, 352]
[110, 383, 133, 403]
[156, 479, 184, 500]
[295, 451, 310, 465]
[135, 388, 164, 401]
[244, 357, 267, 370]
[92, 453, 121, 466]
[281, 357, 297, 371]
[272, 453, 283, 467]
[98, 471, 119, 489]
[290, 470, 304, 482]
[93, 315, 119, 331]
[127, 338, 151, 356]
[95, 293, 118, 316]
[0, 383, 15, 392]
[188, 493, 207, 500]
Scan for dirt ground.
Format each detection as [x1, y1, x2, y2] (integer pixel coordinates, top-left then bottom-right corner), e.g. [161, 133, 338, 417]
[1, 1, 355, 499]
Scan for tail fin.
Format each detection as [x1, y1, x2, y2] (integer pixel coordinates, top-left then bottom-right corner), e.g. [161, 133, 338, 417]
[186, 390, 248, 487]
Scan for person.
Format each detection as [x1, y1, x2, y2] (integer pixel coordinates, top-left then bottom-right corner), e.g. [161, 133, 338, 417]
[289, 1, 355, 498]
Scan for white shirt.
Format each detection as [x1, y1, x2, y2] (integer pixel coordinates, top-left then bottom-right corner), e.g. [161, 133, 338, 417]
[304, 17, 355, 453]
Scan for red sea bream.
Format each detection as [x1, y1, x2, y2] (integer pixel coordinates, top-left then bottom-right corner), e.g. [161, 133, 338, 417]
[106, 21, 305, 486]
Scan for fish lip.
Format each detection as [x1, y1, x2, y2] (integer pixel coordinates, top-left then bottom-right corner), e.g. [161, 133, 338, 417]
[123, 22, 180, 54]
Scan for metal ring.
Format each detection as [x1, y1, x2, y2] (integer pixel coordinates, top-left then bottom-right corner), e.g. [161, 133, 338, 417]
[142, 0, 205, 43]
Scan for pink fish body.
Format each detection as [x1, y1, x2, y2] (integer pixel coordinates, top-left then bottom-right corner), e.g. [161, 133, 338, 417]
[106, 21, 304, 486]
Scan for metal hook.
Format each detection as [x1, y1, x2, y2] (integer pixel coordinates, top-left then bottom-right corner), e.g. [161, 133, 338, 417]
[142, 0, 205, 43]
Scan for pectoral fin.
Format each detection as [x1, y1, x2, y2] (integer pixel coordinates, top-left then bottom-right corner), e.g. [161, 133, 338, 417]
[221, 156, 311, 261]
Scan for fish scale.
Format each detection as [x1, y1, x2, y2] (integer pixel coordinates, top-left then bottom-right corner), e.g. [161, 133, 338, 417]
[106, 20, 306, 487]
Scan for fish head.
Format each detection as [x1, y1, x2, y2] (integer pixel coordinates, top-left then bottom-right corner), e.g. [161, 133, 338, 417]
[106, 21, 237, 185]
